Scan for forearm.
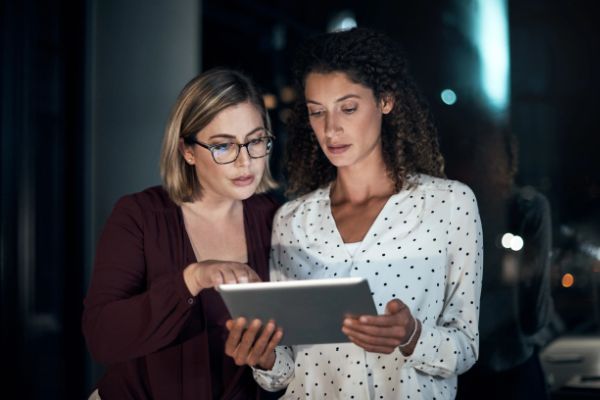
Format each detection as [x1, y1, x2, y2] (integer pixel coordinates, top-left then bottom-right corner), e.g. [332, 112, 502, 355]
[83, 270, 198, 364]
[405, 321, 479, 377]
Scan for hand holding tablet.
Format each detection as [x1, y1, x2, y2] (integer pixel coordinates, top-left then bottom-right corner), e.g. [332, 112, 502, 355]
[224, 316, 282, 370]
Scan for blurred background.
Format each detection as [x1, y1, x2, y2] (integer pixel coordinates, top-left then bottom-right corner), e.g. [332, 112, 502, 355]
[1, 0, 598, 398]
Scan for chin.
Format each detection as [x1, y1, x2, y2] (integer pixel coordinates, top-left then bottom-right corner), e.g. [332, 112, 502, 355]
[229, 184, 259, 200]
[321, 147, 356, 167]
[325, 155, 355, 169]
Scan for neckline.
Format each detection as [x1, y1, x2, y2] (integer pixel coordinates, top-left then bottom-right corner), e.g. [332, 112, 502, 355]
[327, 183, 399, 240]
[179, 198, 250, 265]
[325, 183, 405, 258]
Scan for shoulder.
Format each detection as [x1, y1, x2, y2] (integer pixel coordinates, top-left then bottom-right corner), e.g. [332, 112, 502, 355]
[113, 185, 178, 214]
[510, 186, 551, 225]
[273, 186, 329, 223]
[99, 186, 176, 236]
[245, 191, 283, 220]
[411, 174, 477, 202]
[512, 186, 549, 212]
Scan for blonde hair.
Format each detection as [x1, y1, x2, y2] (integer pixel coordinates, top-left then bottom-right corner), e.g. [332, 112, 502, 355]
[160, 68, 278, 204]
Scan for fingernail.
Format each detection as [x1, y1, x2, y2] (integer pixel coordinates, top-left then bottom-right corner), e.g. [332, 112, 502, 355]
[239, 276, 248, 283]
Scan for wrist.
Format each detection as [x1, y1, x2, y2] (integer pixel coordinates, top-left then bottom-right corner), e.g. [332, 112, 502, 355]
[183, 263, 201, 296]
[257, 351, 276, 371]
[399, 316, 420, 356]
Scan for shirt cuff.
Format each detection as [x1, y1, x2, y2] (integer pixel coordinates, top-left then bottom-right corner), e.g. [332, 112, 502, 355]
[404, 322, 442, 370]
[252, 347, 293, 391]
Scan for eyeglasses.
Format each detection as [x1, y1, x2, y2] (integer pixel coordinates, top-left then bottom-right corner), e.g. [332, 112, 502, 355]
[184, 130, 275, 165]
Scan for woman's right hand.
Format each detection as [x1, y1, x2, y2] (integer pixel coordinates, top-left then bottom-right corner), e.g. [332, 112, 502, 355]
[183, 260, 260, 296]
[224, 317, 283, 370]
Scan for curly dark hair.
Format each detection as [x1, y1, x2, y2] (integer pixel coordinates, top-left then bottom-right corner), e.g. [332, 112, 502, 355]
[285, 27, 445, 197]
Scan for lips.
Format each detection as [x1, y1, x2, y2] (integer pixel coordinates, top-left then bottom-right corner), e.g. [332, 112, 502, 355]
[232, 174, 255, 186]
[327, 143, 352, 154]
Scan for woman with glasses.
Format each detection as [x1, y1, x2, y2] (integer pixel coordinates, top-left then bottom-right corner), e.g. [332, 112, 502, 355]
[82, 68, 280, 400]
[226, 28, 483, 399]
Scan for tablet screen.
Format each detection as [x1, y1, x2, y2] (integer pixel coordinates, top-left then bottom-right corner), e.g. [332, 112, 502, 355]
[217, 277, 377, 345]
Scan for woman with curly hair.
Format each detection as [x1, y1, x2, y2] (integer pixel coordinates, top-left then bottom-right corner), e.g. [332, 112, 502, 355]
[226, 27, 483, 399]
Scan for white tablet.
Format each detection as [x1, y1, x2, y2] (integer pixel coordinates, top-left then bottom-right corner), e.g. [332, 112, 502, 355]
[217, 277, 377, 346]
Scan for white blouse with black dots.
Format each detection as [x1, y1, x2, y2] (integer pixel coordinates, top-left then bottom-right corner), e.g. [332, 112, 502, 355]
[253, 174, 483, 400]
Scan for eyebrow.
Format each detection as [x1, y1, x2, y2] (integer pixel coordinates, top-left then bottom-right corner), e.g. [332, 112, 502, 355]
[306, 94, 361, 105]
[207, 127, 265, 140]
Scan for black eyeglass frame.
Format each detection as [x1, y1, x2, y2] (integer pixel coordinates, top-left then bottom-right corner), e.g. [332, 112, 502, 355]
[183, 133, 275, 165]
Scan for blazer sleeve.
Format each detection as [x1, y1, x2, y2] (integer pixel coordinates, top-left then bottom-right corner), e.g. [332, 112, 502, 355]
[82, 195, 198, 364]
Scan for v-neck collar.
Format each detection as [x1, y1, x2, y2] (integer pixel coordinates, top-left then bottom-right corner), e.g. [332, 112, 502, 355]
[179, 199, 251, 267]
[323, 183, 413, 259]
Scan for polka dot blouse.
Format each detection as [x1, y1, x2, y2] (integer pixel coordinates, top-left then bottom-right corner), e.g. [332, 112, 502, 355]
[253, 175, 483, 399]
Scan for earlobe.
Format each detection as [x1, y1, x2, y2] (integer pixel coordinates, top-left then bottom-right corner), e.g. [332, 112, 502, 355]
[381, 96, 394, 114]
[179, 138, 195, 165]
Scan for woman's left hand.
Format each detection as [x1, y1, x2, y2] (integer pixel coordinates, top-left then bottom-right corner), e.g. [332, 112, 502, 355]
[342, 298, 420, 355]
[224, 317, 283, 370]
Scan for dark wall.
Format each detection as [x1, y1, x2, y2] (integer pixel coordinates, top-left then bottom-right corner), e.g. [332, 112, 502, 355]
[1, 0, 87, 398]
[1, 0, 201, 398]
[510, 0, 599, 225]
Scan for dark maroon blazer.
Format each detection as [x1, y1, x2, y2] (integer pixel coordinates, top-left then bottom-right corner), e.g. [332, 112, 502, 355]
[82, 186, 280, 399]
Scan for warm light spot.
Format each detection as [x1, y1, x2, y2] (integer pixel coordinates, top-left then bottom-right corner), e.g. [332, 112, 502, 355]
[263, 94, 277, 110]
[561, 273, 574, 288]
[280, 86, 296, 103]
[279, 108, 292, 123]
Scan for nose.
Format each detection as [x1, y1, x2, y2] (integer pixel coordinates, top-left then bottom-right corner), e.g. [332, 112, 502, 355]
[234, 144, 251, 167]
[324, 113, 341, 138]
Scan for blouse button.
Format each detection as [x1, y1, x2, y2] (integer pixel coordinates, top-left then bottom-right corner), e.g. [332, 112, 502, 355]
[187, 297, 195, 305]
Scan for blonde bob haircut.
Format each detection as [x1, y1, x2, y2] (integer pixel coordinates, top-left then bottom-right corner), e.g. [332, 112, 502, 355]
[160, 68, 278, 204]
